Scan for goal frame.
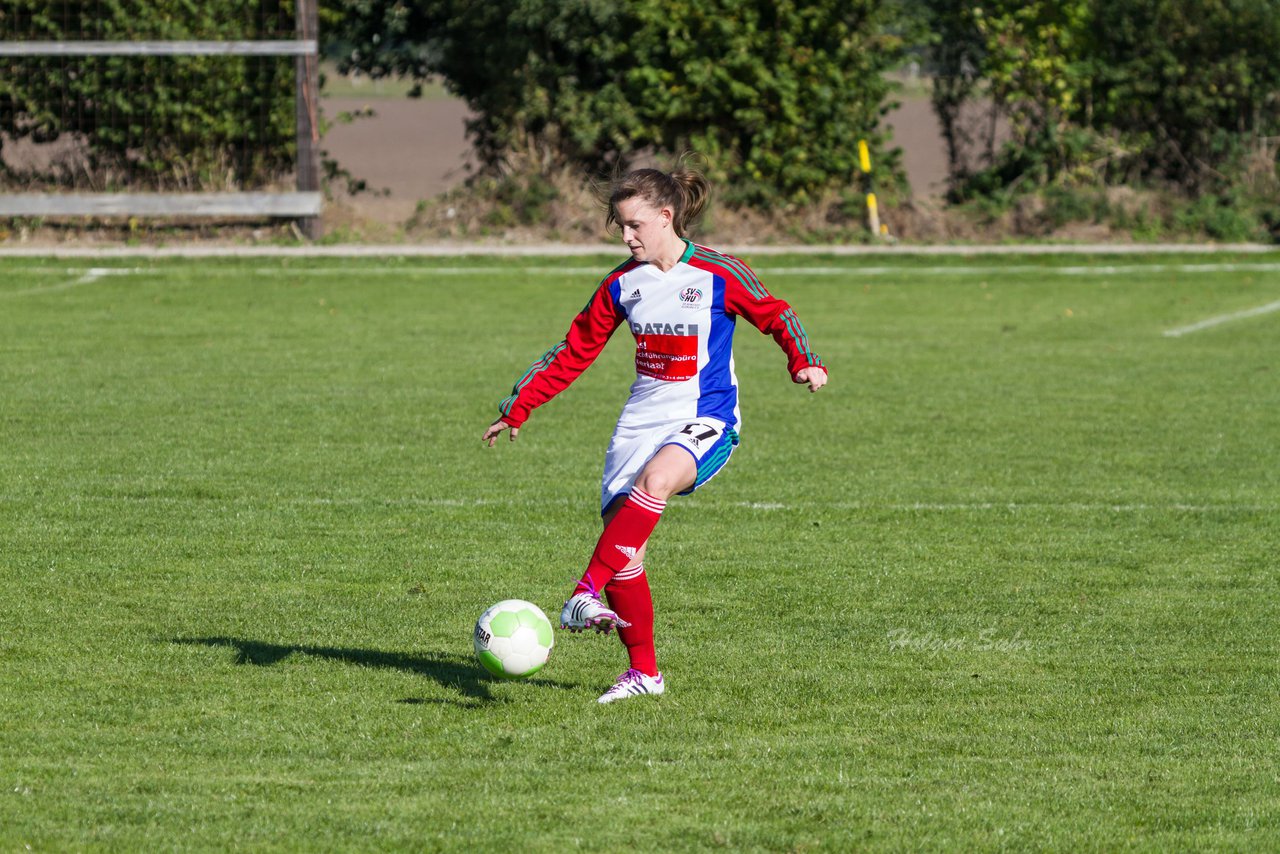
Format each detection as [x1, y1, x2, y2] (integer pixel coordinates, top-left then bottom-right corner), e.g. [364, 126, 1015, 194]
[0, 0, 322, 238]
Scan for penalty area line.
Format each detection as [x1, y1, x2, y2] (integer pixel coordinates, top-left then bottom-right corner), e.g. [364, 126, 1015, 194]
[0, 266, 140, 298]
[1163, 298, 1280, 338]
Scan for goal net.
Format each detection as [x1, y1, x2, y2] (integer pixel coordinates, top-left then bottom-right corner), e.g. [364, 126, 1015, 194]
[0, 0, 320, 229]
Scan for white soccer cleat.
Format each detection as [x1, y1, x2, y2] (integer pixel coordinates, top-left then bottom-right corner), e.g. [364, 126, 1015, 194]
[560, 592, 630, 633]
[597, 668, 665, 704]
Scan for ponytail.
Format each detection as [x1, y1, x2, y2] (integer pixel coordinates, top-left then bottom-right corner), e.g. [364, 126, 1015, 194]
[606, 155, 712, 238]
[669, 160, 710, 237]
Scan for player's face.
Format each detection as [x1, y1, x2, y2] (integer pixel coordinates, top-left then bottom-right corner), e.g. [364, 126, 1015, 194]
[616, 197, 673, 263]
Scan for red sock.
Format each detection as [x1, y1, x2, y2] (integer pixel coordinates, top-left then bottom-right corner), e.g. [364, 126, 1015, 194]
[574, 488, 667, 596]
[606, 564, 657, 676]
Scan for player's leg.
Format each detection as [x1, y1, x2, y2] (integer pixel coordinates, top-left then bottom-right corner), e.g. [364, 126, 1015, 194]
[561, 424, 651, 632]
[592, 467, 669, 700]
[631, 443, 699, 498]
[586, 422, 739, 702]
[592, 443, 694, 661]
[599, 490, 656, 676]
[563, 420, 734, 639]
[572, 444, 694, 602]
[604, 566, 657, 675]
[597, 426, 741, 677]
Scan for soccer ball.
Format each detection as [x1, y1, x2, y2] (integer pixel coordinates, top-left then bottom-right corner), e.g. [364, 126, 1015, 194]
[473, 599, 554, 680]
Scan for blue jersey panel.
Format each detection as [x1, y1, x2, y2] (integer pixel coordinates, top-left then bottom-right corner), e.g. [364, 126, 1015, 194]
[696, 273, 739, 425]
[607, 279, 624, 314]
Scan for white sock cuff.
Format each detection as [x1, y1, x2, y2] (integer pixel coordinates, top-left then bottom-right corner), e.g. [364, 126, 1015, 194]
[628, 488, 666, 515]
[613, 563, 646, 582]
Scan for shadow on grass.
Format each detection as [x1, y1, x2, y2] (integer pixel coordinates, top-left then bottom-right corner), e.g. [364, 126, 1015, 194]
[172, 636, 575, 706]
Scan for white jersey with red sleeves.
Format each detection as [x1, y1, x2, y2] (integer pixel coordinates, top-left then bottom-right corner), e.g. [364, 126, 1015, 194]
[498, 240, 824, 430]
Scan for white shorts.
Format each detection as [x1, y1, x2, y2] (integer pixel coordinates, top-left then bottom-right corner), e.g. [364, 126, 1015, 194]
[600, 417, 740, 512]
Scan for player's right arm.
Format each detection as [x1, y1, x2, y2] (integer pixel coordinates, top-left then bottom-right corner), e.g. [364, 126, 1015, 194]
[484, 282, 624, 443]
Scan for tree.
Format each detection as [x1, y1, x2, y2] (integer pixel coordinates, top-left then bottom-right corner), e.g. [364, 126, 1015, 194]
[911, 0, 989, 185]
[915, 0, 1280, 192]
[330, 0, 907, 204]
[1085, 0, 1280, 187]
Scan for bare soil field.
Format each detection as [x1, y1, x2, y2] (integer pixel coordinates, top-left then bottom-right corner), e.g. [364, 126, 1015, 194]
[321, 96, 476, 226]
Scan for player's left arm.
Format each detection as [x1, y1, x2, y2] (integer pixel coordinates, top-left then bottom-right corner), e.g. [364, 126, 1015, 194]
[794, 365, 828, 393]
[723, 272, 828, 392]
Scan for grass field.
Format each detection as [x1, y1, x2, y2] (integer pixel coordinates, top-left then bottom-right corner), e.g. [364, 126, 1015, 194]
[2, 251, 1278, 850]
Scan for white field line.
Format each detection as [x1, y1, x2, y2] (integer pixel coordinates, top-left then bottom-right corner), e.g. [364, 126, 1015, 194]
[1163, 298, 1280, 338]
[50, 493, 1272, 514]
[763, 262, 1280, 277]
[0, 266, 140, 298]
[3, 261, 1278, 279]
[0, 258, 1244, 279]
[1, 242, 1277, 259]
[735, 501, 1274, 513]
[249, 262, 1280, 278]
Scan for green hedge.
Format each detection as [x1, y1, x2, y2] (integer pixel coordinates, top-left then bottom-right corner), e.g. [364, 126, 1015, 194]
[331, 0, 905, 205]
[1086, 0, 1280, 187]
[919, 0, 1280, 193]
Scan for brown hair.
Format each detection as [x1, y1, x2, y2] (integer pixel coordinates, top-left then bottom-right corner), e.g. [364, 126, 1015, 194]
[605, 157, 711, 238]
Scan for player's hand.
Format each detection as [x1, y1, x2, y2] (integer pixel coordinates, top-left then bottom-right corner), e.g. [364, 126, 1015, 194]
[795, 366, 828, 393]
[482, 419, 519, 447]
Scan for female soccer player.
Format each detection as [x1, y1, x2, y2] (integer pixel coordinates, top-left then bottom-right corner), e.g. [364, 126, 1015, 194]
[482, 163, 827, 703]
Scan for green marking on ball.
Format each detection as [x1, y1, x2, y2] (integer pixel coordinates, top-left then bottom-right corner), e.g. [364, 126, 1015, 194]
[489, 610, 520, 638]
[474, 601, 553, 680]
[477, 649, 505, 678]
[525, 612, 554, 647]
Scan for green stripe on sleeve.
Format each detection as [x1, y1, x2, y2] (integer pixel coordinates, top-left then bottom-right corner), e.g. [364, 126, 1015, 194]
[693, 247, 769, 299]
[781, 310, 824, 366]
[511, 341, 567, 395]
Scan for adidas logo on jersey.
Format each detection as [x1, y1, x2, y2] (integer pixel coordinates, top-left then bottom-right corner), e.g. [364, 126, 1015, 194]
[629, 289, 641, 300]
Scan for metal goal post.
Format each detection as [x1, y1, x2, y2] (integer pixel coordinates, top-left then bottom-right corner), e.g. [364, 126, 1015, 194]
[0, 0, 321, 237]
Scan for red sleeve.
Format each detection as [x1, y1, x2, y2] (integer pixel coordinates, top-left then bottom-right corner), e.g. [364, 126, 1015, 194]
[721, 265, 826, 381]
[497, 281, 624, 427]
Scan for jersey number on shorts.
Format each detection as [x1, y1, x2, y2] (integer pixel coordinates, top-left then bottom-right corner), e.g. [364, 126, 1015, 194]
[679, 422, 721, 449]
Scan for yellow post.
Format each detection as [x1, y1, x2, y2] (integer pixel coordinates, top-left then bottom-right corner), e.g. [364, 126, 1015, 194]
[857, 140, 882, 238]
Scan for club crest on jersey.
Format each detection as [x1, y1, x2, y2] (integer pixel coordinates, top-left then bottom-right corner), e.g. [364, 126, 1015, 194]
[679, 287, 703, 306]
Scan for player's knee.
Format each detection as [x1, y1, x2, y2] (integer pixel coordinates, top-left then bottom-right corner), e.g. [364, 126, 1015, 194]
[634, 467, 685, 499]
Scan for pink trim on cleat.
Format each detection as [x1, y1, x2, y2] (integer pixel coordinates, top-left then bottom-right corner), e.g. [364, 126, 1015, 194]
[560, 591, 630, 633]
[597, 668, 665, 704]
